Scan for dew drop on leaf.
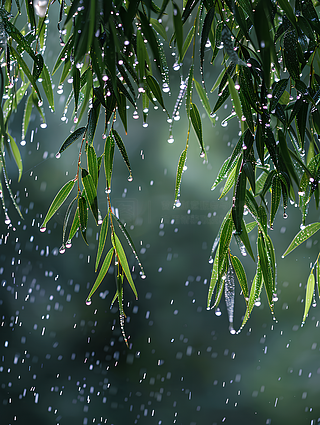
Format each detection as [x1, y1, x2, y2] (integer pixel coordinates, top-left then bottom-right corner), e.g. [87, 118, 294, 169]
[55, 152, 61, 159]
[40, 227, 46, 233]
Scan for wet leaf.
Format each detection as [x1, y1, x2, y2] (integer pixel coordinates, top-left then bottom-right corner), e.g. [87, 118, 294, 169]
[270, 79, 288, 112]
[174, 148, 187, 206]
[41, 180, 76, 229]
[200, 7, 215, 78]
[239, 218, 255, 261]
[81, 169, 98, 224]
[258, 234, 274, 311]
[230, 254, 248, 304]
[213, 84, 230, 113]
[190, 103, 205, 156]
[87, 145, 98, 189]
[136, 30, 146, 79]
[194, 79, 214, 123]
[150, 18, 167, 40]
[284, 29, 300, 81]
[86, 100, 100, 145]
[228, 75, 242, 124]
[225, 257, 235, 333]
[8, 133, 22, 181]
[58, 127, 86, 155]
[68, 207, 80, 242]
[52, 34, 74, 75]
[219, 155, 241, 199]
[95, 214, 109, 271]
[146, 74, 165, 110]
[181, 25, 195, 61]
[283, 222, 320, 257]
[302, 270, 315, 324]
[211, 158, 230, 190]
[317, 258, 320, 299]
[78, 194, 88, 244]
[186, 65, 194, 118]
[277, 0, 297, 28]
[104, 135, 115, 191]
[278, 129, 300, 186]
[40, 62, 54, 112]
[73, 66, 80, 113]
[112, 130, 132, 179]
[113, 232, 138, 299]
[270, 174, 281, 227]
[87, 247, 114, 301]
[62, 197, 77, 246]
[232, 168, 246, 234]
[207, 244, 220, 308]
[218, 215, 233, 274]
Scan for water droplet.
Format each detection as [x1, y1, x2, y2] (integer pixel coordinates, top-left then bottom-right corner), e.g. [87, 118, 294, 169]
[59, 246, 66, 254]
[162, 83, 170, 93]
[141, 274, 146, 280]
[66, 240, 72, 249]
[128, 175, 133, 182]
[40, 123, 47, 129]
[74, 117, 78, 123]
[40, 227, 46, 233]
[173, 62, 180, 71]
[55, 152, 61, 159]
[86, 298, 92, 306]
[5, 216, 11, 225]
[215, 308, 222, 316]
[167, 135, 174, 144]
[105, 187, 111, 194]
[283, 212, 288, 219]
[174, 199, 181, 208]
[200, 150, 206, 158]
[133, 111, 139, 120]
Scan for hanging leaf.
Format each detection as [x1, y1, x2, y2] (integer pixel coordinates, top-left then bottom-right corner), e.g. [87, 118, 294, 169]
[58, 127, 86, 155]
[200, 7, 215, 78]
[194, 79, 214, 123]
[8, 134, 22, 181]
[228, 75, 242, 124]
[146, 74, 165, 110]
[181, 25, 195, 61]
[232, 168, 246, 234]
[81, 169, 98, 224]
[207, 244, 220, 308]
[282, 222, 320, 257]
[52, 34, 74, 75]
[186, 64, 194, 118]
[112, 130, 132, 178]
[230, 254, 248, 303]
[95, 214, 109, 271]
[317, 258, 320, 299]
[270, 174, 281, 228]
[78, 194, 88, 244]
[173, 2, 183, 61]
[174, 147, 187, 206]
[62, 197, 77, 246]
[73, 66, 80, 113]
[219, 155, 241, 199]
[218, 215, 233, 273]
[225, 257, 236, 333]
[150, 18, 167, 40]
[40, 62, 54, 112]
[302, 270, 315, 324]
[112, 233, 138, 299]
[87, 145, 98, 189]
[104, 135, 115, 191]
[68, 207, 80, 242]
[190, 103, 205, 157]
[87, 247, 114, 302]
[270, 79, 289, 112]
[258, 234, 274, 312]
[283, 29, 300, 81]
[239, 218, 255, 261]
[40, 180, 76, 230]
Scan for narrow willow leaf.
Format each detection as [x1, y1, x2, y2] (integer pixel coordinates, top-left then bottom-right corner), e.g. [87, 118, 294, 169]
[22, 93, 33, 139]
[277, 0, 297, 28]
[207, 244, 220, 308]
[219, 156, 241, 199]
[68, 207, 80, 242]
[86, 101, 100, 145]
[10, 45, 41, 101]
[87, 247, 114, 301]
[136, 30, 146, 79]
[87, 145, 98, 189]
[232, 168, 246, 234]
[146, 74, 165, 110]
[213, 84, 230, 113]
[78, 194, 88, 244]
[174, 148, 187, 206]
[270, 174, 281, 228]
[230, 254, 248, 303]
[227, 75, 242, 124]
[200, 6, 215, 78]
[40, 62, 54, 112]
[95, 214, 109, 271]
[150, 18, 167, 40]
[186, 64, 194, 117]
[181, 25, 195, 61]
[246, 221, 257, 233]
[239, 261, 263, 331]
[258, 235, 274, 312]
[112, 130, 132, 179]
[41, 180, 75, 230]
[242, 161, 255, 194]
[302, 270, 315, 324]
[104, 135, 115, 191]
[225, 257, 236, 333]
[284, 29, 300, 81]
[194, 79, 214, 123]
[282, 223, 320, 257]
[117, 92, 127, 134]
[52, 34, 74, 75]
[270, 79, 288, 111]
[58, 127, 86, 154]
[190, 103, 205, 156]
[81, 169, 98, 224]
[211, 158, 230, 190]
[213, 275, 225, 309]
[239, 218, 255, 261]
[62, 197, 77, 245]
[73, 66, 80, 112]
[113, 233, 138, 299]
[218, 216, 233, 274]
[112, 213, 146, 277]
[173, 2, 183, 61]
[8, 134, 22, 181]
[278, 129, 300, 186]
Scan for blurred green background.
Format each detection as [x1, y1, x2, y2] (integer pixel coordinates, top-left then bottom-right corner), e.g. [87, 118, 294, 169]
[1, 8, 320, 425]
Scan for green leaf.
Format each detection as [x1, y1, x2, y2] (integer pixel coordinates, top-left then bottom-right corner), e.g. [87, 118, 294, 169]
[8, 133, 22, 181]
[258, 234, 274, 312]
[270, 79, 289, 112]
[207, 244, 220, 308]
[52, 34, 74, 75]
[87, 247, 114, 302]
[186, 64, 194, 118]
[173, 2, 183, 61]
[9, 45, 41, 101]
[284, 29, 300, 81]
[190, 103, 205, 157]
[228, 74, 242, 125]
[68, 207, 80, 242]
[81, 169, 98, 224]
[218, 216, 233, 274]
[239, 218, 255, 261]
[150, 18, 167, 40]
[317, 259, 320, 299]
[40, 180, 76, 230]
[87, 145, 98, 189]
[282, 222, 320, 257]
[78, 194, 88, 244]
[302, 270, 315, 324]
[95, 214, 109, 271]
[58, 127, 86, 155]
[86, 100, 100, 145]
[174, 147, 187, 207]
[113, 232, 138, 299]
[200, 7, 215, 77]
[219, 155, 241, 199]
[104, 135, 115, 191]
[112, 130, 132, 179]
[230, 254, 248, 304]
[117, 92, 127, 134]
[73, 66, 80, 113]
[136, 30, 146, 79]
[194, 79, 214, 123]
[62, 197, 77, 246]
[277, 0, 297, 28]
[40, 62, 54, 112]
[181, 25, 195, 61]
[270, 174, 281, 228]
[232, 168, 246, 234]
[146, 74, 165, 110]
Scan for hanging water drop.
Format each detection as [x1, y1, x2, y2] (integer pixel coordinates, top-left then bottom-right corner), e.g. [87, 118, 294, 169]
[66, 240, 72, 249]
[40, 227, 46, 233]
[86, 298, 92, 306]
[128, 175, 133, 182]
[55, 152, 61, 159]
[59, 246, 66, 254]
[167, 135, 174, 144]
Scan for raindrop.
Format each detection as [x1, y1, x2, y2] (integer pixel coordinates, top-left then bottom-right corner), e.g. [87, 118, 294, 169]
[133, 111, 139, 120]
[55, 152, 61, 159]
[215, 308, 222, 316]
[105, 187, 111, 194]
[167, 136, 174, 144]
[66, 240, 72, 249]
[40, 227, 46, 233]
[162, 83, 170, 93]
[59, 246, 66, 254]
[200, 150, 206, 158]
[173, 62, 180, 71]
[283, 212, 288, 219]
[174, 199, 181, 208]
[86, 298, 92, 306]
[128, 175, 133, 182]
